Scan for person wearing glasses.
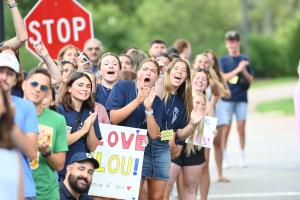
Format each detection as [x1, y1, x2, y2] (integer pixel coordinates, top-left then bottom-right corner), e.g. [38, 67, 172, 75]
[22, 68, 68, 200]
[0, 48, 39, 199]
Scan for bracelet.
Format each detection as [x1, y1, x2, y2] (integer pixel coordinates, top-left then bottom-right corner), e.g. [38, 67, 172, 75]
[42, 150, 52, 158]
[145, 109, 153, 116]
[8, 2, 17, 9]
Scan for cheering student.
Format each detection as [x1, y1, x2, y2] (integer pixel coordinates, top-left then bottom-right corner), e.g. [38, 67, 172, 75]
[56, 72, 102, 180]
[162, 59, 206, 200]
[106, 58, 167, 200]
[95, 53, 121, 106]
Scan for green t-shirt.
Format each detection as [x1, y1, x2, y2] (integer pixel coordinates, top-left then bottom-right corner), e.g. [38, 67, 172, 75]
[30, 108, 68, 200]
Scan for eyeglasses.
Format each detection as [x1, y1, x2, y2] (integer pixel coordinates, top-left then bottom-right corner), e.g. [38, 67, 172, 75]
[30, 81, 49, 92]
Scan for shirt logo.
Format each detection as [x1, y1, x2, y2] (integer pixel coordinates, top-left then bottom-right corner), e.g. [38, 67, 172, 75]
[171, 107, 179, 124]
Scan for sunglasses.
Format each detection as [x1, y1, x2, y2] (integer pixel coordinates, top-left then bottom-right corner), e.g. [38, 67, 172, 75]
[30, 81, 49, 92]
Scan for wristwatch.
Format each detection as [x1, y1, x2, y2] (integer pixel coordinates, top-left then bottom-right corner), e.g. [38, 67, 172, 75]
[42, 150, 52, 158]
[8, 2, 18, 9]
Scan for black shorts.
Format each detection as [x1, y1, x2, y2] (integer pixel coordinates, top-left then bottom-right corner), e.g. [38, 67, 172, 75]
[171, 144, 205, 166]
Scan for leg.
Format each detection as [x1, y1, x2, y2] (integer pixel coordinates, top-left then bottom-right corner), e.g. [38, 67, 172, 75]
[182, 164, 204, 200]
[176, 170, 184, 200]
[140, 179, 148, 200]
[138, 177, 145, 200]
[163, 163, 181, 200]
[214, 126, 229, 182]
[237, 120, 246, 150]
[199, 148, 210, 200]
[148, 179, 168, 200]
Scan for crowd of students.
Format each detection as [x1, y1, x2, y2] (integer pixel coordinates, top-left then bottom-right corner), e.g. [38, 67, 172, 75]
[0, 1, 254, 200]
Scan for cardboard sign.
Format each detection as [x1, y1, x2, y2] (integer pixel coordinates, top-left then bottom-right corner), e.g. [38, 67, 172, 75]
[89, 124, 147, 200]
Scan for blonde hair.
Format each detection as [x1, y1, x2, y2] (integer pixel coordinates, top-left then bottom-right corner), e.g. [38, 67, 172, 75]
[163, 58, 193, 120]
[194, 53, 228, 97]
[185, 92, 207, 156]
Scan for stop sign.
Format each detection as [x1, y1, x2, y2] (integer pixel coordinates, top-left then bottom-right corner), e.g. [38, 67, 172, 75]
[25, 0, 93, 59]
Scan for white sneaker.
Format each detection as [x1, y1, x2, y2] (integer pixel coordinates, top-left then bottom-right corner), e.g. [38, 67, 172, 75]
[239, 156, 247, 168]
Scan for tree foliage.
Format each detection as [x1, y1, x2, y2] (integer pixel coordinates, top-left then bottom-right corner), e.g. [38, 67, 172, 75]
[3, 0, 299, 76]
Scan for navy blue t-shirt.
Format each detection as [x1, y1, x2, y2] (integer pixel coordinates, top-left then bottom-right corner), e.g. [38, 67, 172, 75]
[95, 84, 111, 107]
[219, 55, 254, 102]
[56, 104, 102, 179]
[105, 80, 165, 131]
[164, 94, 188, 145]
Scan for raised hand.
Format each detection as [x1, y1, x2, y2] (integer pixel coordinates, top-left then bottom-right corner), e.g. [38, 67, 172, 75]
[33, 41, 49, 58]
[136, 86, 151, 104]
[80, 112, 97, 135]
[144, 87, 156, 110]
[190, 104, 206, 125]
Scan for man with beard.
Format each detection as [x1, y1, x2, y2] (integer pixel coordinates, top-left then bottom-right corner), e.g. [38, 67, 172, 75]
[60, 152, 99, 200]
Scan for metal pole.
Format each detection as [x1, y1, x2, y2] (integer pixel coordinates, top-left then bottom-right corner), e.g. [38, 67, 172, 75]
[0, 1, 5, 42]
[241, 0, 249, 55]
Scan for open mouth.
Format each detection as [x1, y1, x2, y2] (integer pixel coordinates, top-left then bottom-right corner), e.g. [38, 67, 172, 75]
[107, 71, 115, 75]
[174, 76, 181, 80]
[144, 77, 150, 83]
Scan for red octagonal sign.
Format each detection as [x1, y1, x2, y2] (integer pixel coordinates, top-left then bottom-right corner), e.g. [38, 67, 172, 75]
[25, 0, 93, 59]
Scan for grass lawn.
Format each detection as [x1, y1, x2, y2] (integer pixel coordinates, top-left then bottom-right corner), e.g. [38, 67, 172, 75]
[251, 77, 296, 89]
[256, 98, 294, 115]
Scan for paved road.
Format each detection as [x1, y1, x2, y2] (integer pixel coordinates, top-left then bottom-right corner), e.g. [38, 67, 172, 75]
[171, 81, 300, 199]
[208, 81, 300, 200]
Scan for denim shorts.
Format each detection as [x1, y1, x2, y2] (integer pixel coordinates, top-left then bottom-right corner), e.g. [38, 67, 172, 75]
[142, 139, 170, 180]
[215, 99, 230, 126]
[223, 101, 248, 122]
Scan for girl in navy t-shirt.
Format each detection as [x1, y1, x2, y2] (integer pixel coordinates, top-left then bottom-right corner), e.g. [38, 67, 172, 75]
[95, 52, 121, 106]
[106, 58, 167, 200]
[56, 72, 101, 180]
[162, 58, 206, 199]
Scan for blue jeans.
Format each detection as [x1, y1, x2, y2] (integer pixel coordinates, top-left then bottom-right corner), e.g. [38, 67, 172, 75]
[142, 139, 170, 180]
[223, 101, 248, 122]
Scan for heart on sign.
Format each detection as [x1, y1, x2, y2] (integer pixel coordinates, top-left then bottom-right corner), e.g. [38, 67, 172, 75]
[127, 186, 132, 191]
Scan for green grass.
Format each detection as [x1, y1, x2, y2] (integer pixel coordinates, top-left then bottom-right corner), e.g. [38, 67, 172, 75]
[256, 98, 294, 115]
[251, 77, 296, 89]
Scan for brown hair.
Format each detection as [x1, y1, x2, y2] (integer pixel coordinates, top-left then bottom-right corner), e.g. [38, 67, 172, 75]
[60, 72, 94, 111]
[26, 67, 52, 87]
[0, 87, 14, 148]
[127, 49, 148, 71]
[137, 58, 160, 75]
[173, 39, 190, 53]
[57, 44, 79, 62]
[97, 52, 121, 70]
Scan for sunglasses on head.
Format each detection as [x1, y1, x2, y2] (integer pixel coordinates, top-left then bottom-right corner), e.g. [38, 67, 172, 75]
[30, 81, 49, 92]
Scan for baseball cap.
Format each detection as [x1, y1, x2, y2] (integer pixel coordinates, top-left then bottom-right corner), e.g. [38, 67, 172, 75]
[225, 31, 240, 41]
[0, 53, 20, 73]
[69, 152, 99, 169]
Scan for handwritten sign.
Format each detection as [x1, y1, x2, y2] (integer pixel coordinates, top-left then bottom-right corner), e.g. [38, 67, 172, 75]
[185, 116, 217, 148]
[89, 123, 147, 200]
[201, 116, 217, 148]
[161, 130, 174, 141]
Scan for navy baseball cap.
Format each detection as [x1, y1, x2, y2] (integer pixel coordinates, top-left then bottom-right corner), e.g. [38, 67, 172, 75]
[69, 152, 99, 169]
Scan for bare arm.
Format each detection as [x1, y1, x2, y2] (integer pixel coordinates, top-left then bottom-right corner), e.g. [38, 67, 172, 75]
[3, 0, 28, 49]
[44, 152, 66, 171]
[12, 126, 38, 160]
[110, 87, 150, 124]
[145, 112, 161, 139]
[33, 42, 62, 82]
[241, 67, 253, 83]
[176, 122, 197, 141]
[86, 126, 99, 152]
[222, 60, 249, 82]
[155, 75, 165, 100]
[110, 99, 141, 124]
